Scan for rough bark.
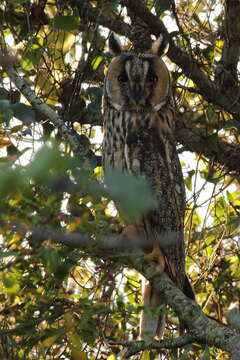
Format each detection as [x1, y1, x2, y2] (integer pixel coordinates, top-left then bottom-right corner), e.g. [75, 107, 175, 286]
[22, 226, 240, 359]
[215, 0, 240, 89]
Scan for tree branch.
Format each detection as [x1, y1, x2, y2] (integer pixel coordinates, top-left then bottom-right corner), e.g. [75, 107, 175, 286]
[120, 0, 240, 113]
[0, 306, 64, 336]
[73, 0, 131, 37]
[0, 51, 88, 160]
[109, 333, 194, 357]
[28, 226, 240, 358]
[120, 2, 215, 95]
[176, 113, 240, 175]
[72, 0, 240, 112]
[133, 264, 240, 360]
[1, 15, 240, 177]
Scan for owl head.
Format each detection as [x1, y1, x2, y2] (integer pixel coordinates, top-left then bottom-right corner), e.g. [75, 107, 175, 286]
[103, 33, 171, 112]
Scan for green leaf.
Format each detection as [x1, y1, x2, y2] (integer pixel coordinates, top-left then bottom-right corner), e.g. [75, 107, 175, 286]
[206, 106, 215, 121]
[27, 143, 71, 183]
[22, 39, 44, 70]
[53, 16, 79, 31]
[226, 190, 239, 203]
[10, 124, 24, 133]
[184, 170, 195, 191]
[141, 350, 151, 360]
[43, 249, 61, 272]
[3, 272, 20, 294]
[72, 350, 88, 360]
[0, 87, 10, 99]
[0, 250, 18, 258]
[155, 0, 172, 15]
[91, 56, 103, 70]
[227, 216, 240, 233]
[202, 45, 214, 64]
[0, 99, 13, 125]
[0, 166, 27, 199]
[40, 328, 66, 348]
[105, 170, 156, 222]
[12, 103, 36, 124]
[206, 170, 222, 183]
[207, 133, 219, 152]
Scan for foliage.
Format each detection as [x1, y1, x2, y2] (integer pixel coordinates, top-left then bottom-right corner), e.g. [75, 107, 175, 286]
[0, 0, 239, 359]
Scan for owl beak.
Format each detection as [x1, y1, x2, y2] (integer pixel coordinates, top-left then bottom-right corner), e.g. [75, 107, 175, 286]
[131, 83, 144, 106]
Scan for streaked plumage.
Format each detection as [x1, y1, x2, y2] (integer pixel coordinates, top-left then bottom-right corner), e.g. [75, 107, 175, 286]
[102, 33, 194, 339]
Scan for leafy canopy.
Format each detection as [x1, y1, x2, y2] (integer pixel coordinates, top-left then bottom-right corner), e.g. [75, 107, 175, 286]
[0, 0, 240, 359]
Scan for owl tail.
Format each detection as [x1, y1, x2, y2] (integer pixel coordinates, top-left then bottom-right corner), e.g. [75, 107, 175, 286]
[139, 275, 195, 340]
[139, 277, 166, 340]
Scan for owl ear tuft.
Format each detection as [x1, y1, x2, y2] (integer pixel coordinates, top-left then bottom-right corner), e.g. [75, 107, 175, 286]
[109, 32, 122, 56]
[152, 34, 169, 57]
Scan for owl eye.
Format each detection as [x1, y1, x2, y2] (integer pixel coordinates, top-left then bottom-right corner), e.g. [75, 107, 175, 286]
[148, 73, 158, 82]
[118, 73, 128, 83]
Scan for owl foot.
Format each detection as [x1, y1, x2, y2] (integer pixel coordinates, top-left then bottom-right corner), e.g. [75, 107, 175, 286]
[145, 244, 165, 273]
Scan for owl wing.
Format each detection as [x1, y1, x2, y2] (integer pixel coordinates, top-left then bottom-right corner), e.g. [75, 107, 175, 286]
[125, 127, 186, 282]
[123, 125, 186, 339]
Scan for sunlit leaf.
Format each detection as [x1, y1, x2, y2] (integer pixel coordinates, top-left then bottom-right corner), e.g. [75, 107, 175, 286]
[2, 272, 20, 294]
[10, 124, 24, 133]
[184, 170, 195, 191]
[39, 328, 66, 348]
[21, 38, 44, 70]
[141, 350, 151, 360]
[107, 355, 116, 360]
[91, 56, 103, 70]
[0, 139, 13, 148]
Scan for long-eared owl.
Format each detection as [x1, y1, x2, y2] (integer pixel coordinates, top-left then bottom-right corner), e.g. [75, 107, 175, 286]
[102, 33, 194, 340]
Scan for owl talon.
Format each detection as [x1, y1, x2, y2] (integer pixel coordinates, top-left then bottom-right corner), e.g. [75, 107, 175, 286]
[145, 252, 158, 261]
[145, 245, 165, 273]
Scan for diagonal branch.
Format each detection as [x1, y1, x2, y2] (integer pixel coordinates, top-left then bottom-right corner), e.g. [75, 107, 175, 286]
[109, 333, 194, 357]
[0, 52, 87, 159]
[73, 0, 131, 37]
[133, 262, 240, 360]
[26, 225, 240, 358]
[0, 307, 64, 336]
[120, 1, 215, 96]
[119, 0, 240, 113]
[176, 113, 240, 175]
[2, 49, 240, 177]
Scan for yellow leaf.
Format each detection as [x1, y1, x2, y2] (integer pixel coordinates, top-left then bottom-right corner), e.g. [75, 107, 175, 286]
[41, 334, 59, 348]
[0, 139, 12, 148]
[63, 312, 75, 332]
[68, 332, 82, 349]
[107, 355, 116, 360]
[72, 350, 87, 360]
[67, 219, 81, 232]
